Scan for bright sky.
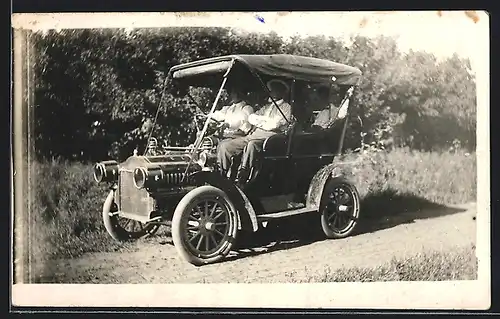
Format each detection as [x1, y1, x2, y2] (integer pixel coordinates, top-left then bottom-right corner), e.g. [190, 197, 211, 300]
[12, 11, 489, 69]
[245, 11, 485, 59]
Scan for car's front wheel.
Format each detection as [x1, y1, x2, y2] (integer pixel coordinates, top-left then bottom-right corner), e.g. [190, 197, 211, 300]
[320, 177, 360, 239]
[102, 190, 160, 241]
[171, 185, 239, 266]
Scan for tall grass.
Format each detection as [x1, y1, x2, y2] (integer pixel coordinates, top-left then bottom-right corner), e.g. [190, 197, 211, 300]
[338, 148, 476, 205]
[26, 148, 476, 267]
[29, 159, 128, 268]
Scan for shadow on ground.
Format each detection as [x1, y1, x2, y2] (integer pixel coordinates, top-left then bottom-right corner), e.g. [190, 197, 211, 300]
[356, 189, 467, 234]
[227, 189, 467, 262]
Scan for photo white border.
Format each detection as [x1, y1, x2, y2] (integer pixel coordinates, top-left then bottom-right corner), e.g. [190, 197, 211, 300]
[10, 11, 491, 310]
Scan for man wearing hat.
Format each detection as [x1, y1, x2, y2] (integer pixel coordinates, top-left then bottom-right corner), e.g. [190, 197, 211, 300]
[216, 79, 295, 184]
[208, 87, 254, 139]
[310, 86, 349, 131]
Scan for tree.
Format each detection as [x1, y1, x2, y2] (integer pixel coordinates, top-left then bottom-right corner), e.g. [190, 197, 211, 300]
[31, 28, 477, 162]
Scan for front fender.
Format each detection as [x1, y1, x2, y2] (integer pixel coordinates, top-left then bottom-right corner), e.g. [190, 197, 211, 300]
[190, 171, 259, 232]
[306, 162, 353, 210]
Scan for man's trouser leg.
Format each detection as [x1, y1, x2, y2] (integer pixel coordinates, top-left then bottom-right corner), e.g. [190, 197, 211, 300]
[240, 139, 265, 170]
[216, 137, 249, 175]
[236, 130, 276, 184]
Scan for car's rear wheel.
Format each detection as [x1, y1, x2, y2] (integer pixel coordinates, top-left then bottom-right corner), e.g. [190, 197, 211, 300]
[320, 177, 360, 239]
[171, 185, 238, 266]
[102, 190, 160, 241]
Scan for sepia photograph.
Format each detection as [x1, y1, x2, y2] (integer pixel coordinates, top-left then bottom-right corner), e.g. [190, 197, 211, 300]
[11, 11, 490, 309]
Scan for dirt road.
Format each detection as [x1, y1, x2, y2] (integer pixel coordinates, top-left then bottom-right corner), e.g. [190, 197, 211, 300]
[40, 202, 477, 283]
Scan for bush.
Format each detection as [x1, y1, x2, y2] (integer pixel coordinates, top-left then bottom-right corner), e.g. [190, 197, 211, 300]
[337, 147, 476, 205]
[30, 159, 127, 267]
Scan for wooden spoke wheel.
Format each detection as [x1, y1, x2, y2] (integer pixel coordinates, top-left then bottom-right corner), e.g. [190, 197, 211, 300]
[171, 186, 239, 266]
[102, 190, 160, 241]
[320, 177, 360, 239]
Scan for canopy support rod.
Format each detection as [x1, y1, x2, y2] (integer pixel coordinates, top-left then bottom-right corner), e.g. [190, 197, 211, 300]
[180, 59, 235, 182]
[335, 86, 355, 157]
[143, 73, 170, 155]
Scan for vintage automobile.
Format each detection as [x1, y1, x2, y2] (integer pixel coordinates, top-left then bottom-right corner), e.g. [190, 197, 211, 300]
[93, 54, 363, 266]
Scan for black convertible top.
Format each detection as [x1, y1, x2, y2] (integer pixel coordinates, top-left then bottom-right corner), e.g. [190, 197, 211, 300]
[170, 54, 362, 86]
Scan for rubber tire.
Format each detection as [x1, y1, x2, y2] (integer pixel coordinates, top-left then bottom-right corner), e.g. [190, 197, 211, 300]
[171, 185, 238, 266]
[102, 190, 160, 241]
[320, 177, 361, 239]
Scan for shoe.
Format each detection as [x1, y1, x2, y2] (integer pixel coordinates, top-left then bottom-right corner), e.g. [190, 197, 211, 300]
[236, 180, 246, 190]
[235, 167, 249, 183]
[221, 169, 230, 179]
[235, 167, 250, 189]
[216, 164, 229, 179]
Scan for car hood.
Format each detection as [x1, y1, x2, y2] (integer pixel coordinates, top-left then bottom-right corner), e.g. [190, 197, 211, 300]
[119, 154, 198, 172]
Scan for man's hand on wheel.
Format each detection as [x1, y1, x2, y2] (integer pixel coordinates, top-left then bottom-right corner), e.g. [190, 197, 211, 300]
[232, 129, 246, 137]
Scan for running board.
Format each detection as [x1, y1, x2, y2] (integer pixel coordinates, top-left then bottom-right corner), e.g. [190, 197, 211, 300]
[113, 211, 164, 224]
[256, 206, 318, 221]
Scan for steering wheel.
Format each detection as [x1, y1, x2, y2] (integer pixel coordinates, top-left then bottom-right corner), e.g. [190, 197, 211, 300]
[195, 112, 224, 123]
[193, 112, 226, 135]
[207, 120, 228, 135]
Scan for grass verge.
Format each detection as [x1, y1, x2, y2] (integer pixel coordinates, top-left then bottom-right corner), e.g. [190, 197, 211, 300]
[287, 244, 478, 282]
[338, 147, 476, 205]
[28, 159, 131, 271]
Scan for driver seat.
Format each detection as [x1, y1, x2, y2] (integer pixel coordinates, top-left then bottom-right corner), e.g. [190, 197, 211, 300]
[226, 139, 274, 186]
[232, 130, 290, 186]
[227, 147, 263, 185]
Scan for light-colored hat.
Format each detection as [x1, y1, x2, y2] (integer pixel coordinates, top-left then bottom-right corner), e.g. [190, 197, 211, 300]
[266, 79, 290, 95]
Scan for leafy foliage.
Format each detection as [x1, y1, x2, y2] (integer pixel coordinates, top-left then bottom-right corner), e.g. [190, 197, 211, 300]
[31, 27, 476, 161]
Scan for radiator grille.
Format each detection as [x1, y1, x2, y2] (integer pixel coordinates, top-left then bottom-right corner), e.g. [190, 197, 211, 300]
[118, 169, 154, 217]
[164, 172, 188, 184]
